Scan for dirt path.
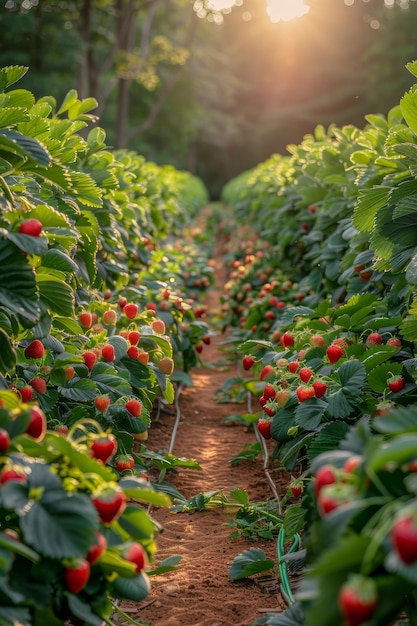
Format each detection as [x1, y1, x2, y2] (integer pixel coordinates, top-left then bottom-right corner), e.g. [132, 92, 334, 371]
[123, 248, 292, 626]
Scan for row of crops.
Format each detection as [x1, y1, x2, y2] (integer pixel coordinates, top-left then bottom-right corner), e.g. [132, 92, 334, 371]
[218, 60, 417, 626]
[0, 65, 215, 626]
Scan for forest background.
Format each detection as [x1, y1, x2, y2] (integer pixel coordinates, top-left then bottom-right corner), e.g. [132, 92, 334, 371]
[1, 0, 416, 198]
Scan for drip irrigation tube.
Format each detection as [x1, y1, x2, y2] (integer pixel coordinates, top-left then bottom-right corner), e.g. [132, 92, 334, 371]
[278, 526, 300, 606]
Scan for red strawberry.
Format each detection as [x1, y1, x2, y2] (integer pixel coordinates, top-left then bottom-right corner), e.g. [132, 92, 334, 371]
[29, 378, 47, 394]
[290, 483, 302, 498]
[314, 464, 337, 497]
[103, 309, 117, 325]
[124, 303, 138, 319]
[339, 574, 377, 626]
[90, 434, 117, 464]
[391, 515, 417, 564]
[0, 468, 26, 485]
[92, 488, 127, 524]
[65, 559, 90, 594]
[387, 337, 402, 349]
[94, 395, 110, 414]
[146, 302, 157, 312]
[195, 344, 203, 353]
[26, 406, 47, 441]
[128, 330, 141, 346]
[118, 297, 127, 310]
[86, 531, 107, 564]
[310, 334, 325, 348]
[263, 383, 276, 401]
[65, 366, 76, 381]
[288, 361, 299, 373]
[242, 355, 255, 370]
[114, 454, 135, 472]
[24, 339, 45, 359]
[127, 345, 139, 360]
[151, 319, 165, 335]
[103, 289, 112, 300]
[280, 331, 294, 348]
[257, 418, 272, 439]
[312, 380, 327, 398]
[125, 399, 142, 417]
[365, 332, 382, 347]
[264, 402, 277, 417]
[387, 375, 404, 393]
[19, 386, 34, 402]
[137, 351, 149, 365]
[82, 351, 97, 371]
[124, 542, 148, 573]
[101, 344, 116, 362]
[79, 312, 93, 329]
[158, 357, 174, 375]
[296, 385, 314, 402]
[317, 483, 354, 517]
[259, 364, 275, 381]
[326, 344, 344, 364]
[18, 218, 43, 237]
[299, 367, 313, 383]
[343, 455, 362, 474]
[259, 396, 267, 407]
[0, 429, 10, 452]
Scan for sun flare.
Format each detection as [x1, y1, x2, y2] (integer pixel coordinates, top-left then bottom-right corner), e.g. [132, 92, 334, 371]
[266, 0, 310, 22]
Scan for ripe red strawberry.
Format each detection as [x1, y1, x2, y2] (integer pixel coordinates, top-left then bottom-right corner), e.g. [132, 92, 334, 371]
[339, 574, 377, 626]
[24, 339, 45, 359]
[312, 380, 327, 398]
[158, 357, 174, 375]
[263, 402, 277, 417]
[118, 297, 127, 310]
[65, 559, 91, 594]
[103, 289, 112, 300]
[259, 396, 267, 407]
[55, 424, 69, 435]
[127, 345, 139, 360]
[101, 344, 116, 362]
[387, 337, 402, 349]
[146, 302, 157, 312]
[128, 330, 141, 345]
[94, 395, 110, 414]
[317, 484, 353, 516]
[82, 351, 97, 371]
[310, 334, 325, 348]
[296, 385, 315, 402]
[242, 355, 255, 370]
[314, 464, 337, 497]
[257, 418, 272, 439]
[387, 375, 404, 393]
[0, 467, 26, 485]
[202, 335, 211, 345]
[18, 218, 43, 237]
[0, 429, 10, 452]
[86, 531, 107, 565]
[103, 309, 117, 325]
[326, 344, 344, 364]
[90, 434, 117, 464]
[79, 311, 93, 329]
[195, 344, 203, 353]
[137, 351, 149, 365]
[114, 454, 135, 472]
[26, 406, 47, 441]
[65, 366, 76, 381]
[263, 383, 276, 401]
[92, 488, 127, 524]
[290, 483, 302, 498]
[259, 364, 275, 381]
[124, 303, 138, 319]
[288, 361, 299, 373]
[365, 332, 382, 347]
[124, 542, 148, 573]
[151, 319, 165, 335]
[343, 455, 362, 474]
[125, 399, 142, 417]
[19, 386, 34, 402]
[391, 515, 417, 564]
[29, 378, 47, 394]
[280, 331, 294, 348]
[299, 367, 313, 383]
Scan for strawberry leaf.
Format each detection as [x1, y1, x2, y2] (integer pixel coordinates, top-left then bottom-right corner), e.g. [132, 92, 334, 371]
[110, 571, 150, 602]
[295, 398, 327, 430]
[327, 361, 366, 418]
[229, 547, 275, 580]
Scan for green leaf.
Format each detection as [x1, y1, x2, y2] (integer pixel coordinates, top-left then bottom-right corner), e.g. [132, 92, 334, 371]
[58, 379, 97, 402]
[117, 505, 155, 542]
[295, 399, 327, 431]
[361, 346, 399, 373]
[0, 328, 16, 375]
[0, 65, 28, 90]
[367, 362, 403, 394]
[401, 86, 417, 134]
[369, 434, 417, 471]
[352, 187, 389, 232]
[36, 274, 74, 317]
[230, 488, 250, 505]
[148, 555, 182, 576]
[0, 129, 50, 166]
[327, 361, 366, 418]
[66, 594, 105, 626]
[373, 405, 417, 434]
[0, 239, 39, 325]
[284, 504, 305, 539]
[229, 548, 275, 580]
[110, 572, 151, 602]
[41, 249, 78, 273]
[119, 476, 171, 507]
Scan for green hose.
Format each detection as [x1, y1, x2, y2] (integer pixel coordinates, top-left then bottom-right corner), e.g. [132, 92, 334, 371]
[277, 526, 300, 606]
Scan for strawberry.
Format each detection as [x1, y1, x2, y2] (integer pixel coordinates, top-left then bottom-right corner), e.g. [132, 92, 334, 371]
[82, 351, 97, 371]
[343, 455, 362, 474]
[376, 400, 394, 415]
[288, 361, 299, 373]
[86, 530, 107, 564]
[92, 487, 127, 524]
[64, 366, 76, 381]
[26, 406, 47, 441]
[103, 289, 112, 300]
[18, 218, 43, 237]
[359, 270, 373, 282]
[29, 378, 47, 394]
[146, 302, 157, 312]
[65, 558, 90, 594]
[339, 574, 377, 626]
[118, 297, 127, 310]
[78, 311, 93, 329]
[310, 334, 325, 348]
[257, 418, 272, 439]
[114, 454, 135, 472]
[125, 399, 142, 417]
[94, 395, 110, 414]
[127, 345, 139, 360]
[124, 303, 138, 319]
[195, 344, 203, 353]
[365, 332, 382, 347]
[263, 383, 276, 401]
[326, 344, 344, 364]
[24, 339, 45, 360]
[296, 385, 314, 402]
[280, 331, 294, 348]
[387, 337, 402, 349]
[0, 468, 26, 485]
[158, 357, 174, 375]
[242, 355, 255, 370]
[299, 367, 313, 383]
[18, 386, 34, 402]
[290, 483, 302, 498]
[259, 396, 267, 407]
[314, 464, 337, 497]
[276, 390, 290, 407]
[259, 364, 275, 381]
[0, 429, 10, 453]
[128, 330, 141, 345]
[387, 375, 404, 393]
[312, 380, 327, 398]
[202, 335, 211, 345]
[90, 434, 117, 464]
[263, 402, 277, 417]
[124, 542, 148, 573]
[151, 319, 165, 335]
[103, 309, 117, 325]
[55, 424, 69, 435]
[391, 515, 417, 564]
[137, 350, 149, 365]
[317, 483, 354, 517]
[101, 344, 116, 362]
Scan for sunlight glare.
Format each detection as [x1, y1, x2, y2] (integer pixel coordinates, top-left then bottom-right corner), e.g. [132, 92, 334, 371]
[207, 0, 237, 9]
[266, 0, 310, 22]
